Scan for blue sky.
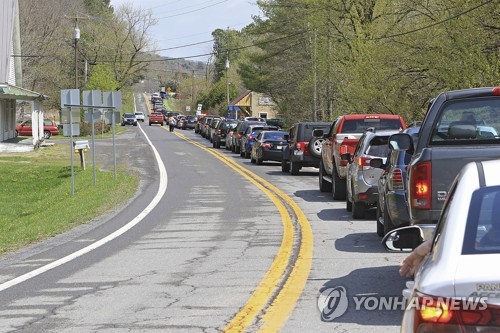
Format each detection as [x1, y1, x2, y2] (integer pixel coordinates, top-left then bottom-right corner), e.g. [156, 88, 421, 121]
[110, 0, 263, 62]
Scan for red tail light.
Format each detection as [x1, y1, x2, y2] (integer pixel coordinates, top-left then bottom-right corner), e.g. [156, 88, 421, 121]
[237, 133, 242, 139]
[390, 168, 404, 190]
[357, 157, 371, 167]
[262, 143, 272, 149]
[410, 161, 431, 209]
[295, 143, 304, 151]
[218, 129, 221, 134]
[493, 87, 500, 96]
[414, 296, 499, 332]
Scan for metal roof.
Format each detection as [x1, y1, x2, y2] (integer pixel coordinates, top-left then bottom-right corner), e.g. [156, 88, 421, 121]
[0, 83, 48, 101]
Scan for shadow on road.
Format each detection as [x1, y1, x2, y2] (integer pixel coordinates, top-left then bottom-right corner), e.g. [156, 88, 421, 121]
[294, 189, 332, 203]
[335, 232, 387, 254]
[316, 265, 409, 326]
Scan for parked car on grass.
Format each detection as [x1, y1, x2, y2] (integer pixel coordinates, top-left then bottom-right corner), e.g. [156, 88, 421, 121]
[343, 129, 399, 219]
[251, 130, 288, 164]
[281, 122, 333, 175]
[15, 119, 59, 139]
[121, 113, 138, 126]
[383, 158, 500, 333]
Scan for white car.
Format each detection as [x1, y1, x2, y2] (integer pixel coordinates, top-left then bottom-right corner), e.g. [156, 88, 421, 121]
[134, 112, 145, 122]
[384, 159, 500, 332]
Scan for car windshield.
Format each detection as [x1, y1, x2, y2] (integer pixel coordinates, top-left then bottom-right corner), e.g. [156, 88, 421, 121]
[123, 114, 135, 118]
[463, 186, 500, 254]
[431, 97, 500, 145]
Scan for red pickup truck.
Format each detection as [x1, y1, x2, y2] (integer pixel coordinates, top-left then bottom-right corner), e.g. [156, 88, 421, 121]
[315, 114, 406, 200]
[149, 112, 164, 126]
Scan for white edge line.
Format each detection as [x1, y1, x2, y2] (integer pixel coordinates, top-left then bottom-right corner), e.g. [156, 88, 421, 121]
[0, 96, 167, 292]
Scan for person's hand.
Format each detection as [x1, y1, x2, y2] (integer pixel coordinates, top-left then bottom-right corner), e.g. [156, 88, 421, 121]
[399, 240, 432, 278]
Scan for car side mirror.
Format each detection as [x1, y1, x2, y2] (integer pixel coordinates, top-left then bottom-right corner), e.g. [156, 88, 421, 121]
[313, 129, 324, 137]
[389, 133, 412, 151]
[370, 158, 384, 169]
[382, 225, 435, 252]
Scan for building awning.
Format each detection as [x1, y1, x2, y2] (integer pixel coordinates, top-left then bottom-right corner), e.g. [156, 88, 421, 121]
[230, 89, 251, 107]
[0, 83, 48, 101]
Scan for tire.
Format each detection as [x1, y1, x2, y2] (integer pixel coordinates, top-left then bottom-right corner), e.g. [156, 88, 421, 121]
[215, 140, 221, 149]
[308, 137, 324, 158]
[383, 202, 396, 236]
[290, 160, 300, 175]
[256, 151, 263, 165]
[244, 149, 250, 159]
[43, 131, 51, 139]
[376, 204, 384, 237]
[212, 140, 217, 148]
[319, 161, 332, 192]
[149, 123, 152, 126]
[281, 160, 290, 173]
[352, 201, 366, 219]
[332, 166, 347, 200]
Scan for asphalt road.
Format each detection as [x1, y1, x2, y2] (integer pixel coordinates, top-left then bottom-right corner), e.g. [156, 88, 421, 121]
[0, 94, 410, 332]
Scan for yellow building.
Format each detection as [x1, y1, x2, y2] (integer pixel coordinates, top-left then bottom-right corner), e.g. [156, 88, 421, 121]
[230, 90, 280, 120]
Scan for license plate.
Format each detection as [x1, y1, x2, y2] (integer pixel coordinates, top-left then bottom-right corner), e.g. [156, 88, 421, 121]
[276, 145, 283, 150]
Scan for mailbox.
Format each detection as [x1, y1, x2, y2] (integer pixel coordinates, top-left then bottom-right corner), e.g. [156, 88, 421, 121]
[73, 140, 89, 153]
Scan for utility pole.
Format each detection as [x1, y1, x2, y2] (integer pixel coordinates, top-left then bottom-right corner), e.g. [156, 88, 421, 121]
[191, 69, 195, 112]
[312, 31, 318, 122]
[74, 19, 80, 89]
[225, 52, 230, 118]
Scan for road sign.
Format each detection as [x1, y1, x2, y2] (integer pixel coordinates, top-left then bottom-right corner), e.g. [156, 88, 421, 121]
[83, 90, 102, 107]
[103, 91, 122, 110]
[60, 89, 80, 109]
[186, 106, 191, 112]
[197, 104, 202, 111]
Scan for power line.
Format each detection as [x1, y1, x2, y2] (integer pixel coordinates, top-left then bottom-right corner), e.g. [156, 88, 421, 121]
[156, 0, 229, 20]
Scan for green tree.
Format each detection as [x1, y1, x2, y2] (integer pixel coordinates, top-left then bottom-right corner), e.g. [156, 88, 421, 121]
[84, 64, 119, 91]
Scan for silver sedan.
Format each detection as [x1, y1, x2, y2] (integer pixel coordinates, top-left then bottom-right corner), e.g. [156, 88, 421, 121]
[384, 159, 500, 332]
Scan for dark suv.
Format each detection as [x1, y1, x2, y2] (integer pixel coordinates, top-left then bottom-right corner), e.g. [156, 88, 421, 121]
[213, 119, 238, 148]
[281, 122, 332, 175]
[232, 120, 267, 154]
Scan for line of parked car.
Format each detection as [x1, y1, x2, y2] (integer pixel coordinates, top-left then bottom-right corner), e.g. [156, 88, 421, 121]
[191, 87, 500, 333]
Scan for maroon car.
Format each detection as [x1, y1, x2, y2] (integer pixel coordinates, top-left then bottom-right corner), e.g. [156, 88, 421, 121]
[16, 119, 59, 139]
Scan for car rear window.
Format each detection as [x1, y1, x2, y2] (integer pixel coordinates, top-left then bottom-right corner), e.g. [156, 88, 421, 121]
[430, 97, 500, 145]
[365, 136, 391, 157]
[299, 124, 331, 141]
[341, 118, 403, 133]
[463, 186, 500, 254]
[263, 131, 287, 140]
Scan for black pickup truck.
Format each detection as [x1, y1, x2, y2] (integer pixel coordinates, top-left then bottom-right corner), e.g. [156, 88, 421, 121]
[390, 86, 500, 225]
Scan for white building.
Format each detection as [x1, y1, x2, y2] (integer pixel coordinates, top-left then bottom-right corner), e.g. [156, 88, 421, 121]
[0, 0, 47, 147]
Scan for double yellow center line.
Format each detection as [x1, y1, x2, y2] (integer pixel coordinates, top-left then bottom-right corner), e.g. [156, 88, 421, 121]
[170, 131, 313, 332]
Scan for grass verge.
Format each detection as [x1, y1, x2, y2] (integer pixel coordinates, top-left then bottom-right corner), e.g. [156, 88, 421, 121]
[0, 143, 138, 254]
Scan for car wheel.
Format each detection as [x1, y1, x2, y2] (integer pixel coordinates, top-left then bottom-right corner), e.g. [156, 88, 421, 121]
[319, 161, 332, 192]
[244, 149, 250, 159]
[290, 160, 300, 175]
[240, 147, 245, 157]
[383, 202, 395, 235]
[376, 204, 384, 237]
[250, 154, 256, 163]
[256, 151, 263, 165]
[15, 130, 18, 138]
[149, 123, 152, 126]
[281, 160, 290, 173]
[308, 137, 324, 158]
[332, 166, 347, 200]
[43, 130, 51, 139]
[215, 140, 221, 149]
[352, 201, 366, 219]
